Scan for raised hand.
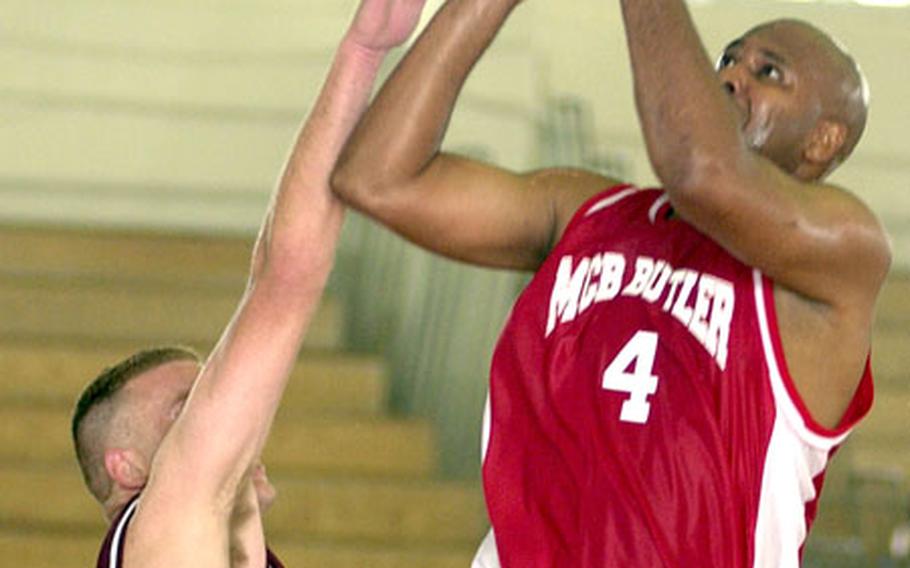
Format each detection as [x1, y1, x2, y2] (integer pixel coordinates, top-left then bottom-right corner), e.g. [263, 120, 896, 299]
[346, 0, 428, 52]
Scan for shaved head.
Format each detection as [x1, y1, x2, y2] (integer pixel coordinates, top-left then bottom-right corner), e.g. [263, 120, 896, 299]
[745, 19, 869, 166]
[73, 346, 200, 501]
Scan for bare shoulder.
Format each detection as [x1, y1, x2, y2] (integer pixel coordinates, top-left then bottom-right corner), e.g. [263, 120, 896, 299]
[815, 182, 891, 295]
[525, 167, 624, 253]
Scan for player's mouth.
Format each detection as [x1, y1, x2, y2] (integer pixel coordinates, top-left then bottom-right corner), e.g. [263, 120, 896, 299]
[730, 97, 768, 151]
[731, 96, 750, 131]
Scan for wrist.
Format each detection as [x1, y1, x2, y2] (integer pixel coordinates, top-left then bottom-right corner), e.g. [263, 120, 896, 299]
[338, 35, 389, 68]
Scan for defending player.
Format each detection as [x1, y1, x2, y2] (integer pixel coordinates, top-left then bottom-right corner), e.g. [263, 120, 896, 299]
[332, 0, 891, 565]
[70, 0, 427, 565]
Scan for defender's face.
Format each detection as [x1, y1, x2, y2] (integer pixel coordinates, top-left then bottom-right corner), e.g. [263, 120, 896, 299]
[716, 24, 825, 172]
[122, 360, 278, 513]
[119, 360, 199, 459]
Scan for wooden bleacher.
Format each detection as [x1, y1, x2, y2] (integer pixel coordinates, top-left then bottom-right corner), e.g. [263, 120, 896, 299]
[0, 224, 486, 567]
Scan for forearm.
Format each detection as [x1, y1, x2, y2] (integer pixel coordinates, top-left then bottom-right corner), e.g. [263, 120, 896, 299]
[170, 281, 314, 501]
[254, 38, 389, 282]
[620, 0, 744, 192]
[333, 0, 520, 205]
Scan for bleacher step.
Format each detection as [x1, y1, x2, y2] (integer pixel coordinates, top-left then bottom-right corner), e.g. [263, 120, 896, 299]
[274, 541, 477, 568]
[0, 531, 479, 568]
[0, 468, 485, 544]
[0, 342, 387, 416]
[267, 476, 485, 543]
[0, 225, 250, 286]
[0, 275, 342, 349]
[0, 407, 435, 477]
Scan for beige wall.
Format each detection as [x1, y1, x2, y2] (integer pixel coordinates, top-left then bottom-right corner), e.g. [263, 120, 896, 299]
[2, 0, 907, 263]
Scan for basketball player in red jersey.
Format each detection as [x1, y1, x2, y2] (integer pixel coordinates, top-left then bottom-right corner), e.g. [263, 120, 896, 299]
[69, 0, 427, 566]
[333, 0, 891, 565]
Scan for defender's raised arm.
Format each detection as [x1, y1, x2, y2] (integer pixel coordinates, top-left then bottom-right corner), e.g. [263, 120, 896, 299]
[116, 1, 427, 565]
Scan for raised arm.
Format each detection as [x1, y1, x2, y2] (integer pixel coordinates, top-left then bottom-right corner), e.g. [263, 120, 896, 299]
[124, 2, 427, 565]
[333, 0, 616, 271]
[618, 0, 890, 308]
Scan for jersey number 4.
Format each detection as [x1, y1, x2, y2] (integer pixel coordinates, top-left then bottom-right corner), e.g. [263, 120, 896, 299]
[601, 331, 659, 424]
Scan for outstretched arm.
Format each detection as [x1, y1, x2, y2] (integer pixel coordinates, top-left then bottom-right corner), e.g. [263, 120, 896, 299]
[124, 1, 427, 565]
[618, 0, 889, 306]
[333, 0, 617, 271]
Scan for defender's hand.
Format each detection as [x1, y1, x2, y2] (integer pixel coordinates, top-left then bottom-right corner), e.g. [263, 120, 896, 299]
[347, 0, 428, 52]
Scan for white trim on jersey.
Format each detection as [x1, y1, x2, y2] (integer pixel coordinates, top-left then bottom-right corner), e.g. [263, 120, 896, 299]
[585, 187, 642, 217]
[472, 529, 502, 568]
[750, 269, 851, 568]
[752, 270, 850, 449]
[109, 498, 140, 568]
[481, 392, 492, 465]
[647, 193, 670, 224]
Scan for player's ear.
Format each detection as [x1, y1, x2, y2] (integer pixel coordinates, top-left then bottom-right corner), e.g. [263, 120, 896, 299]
[803, 119, 846, 165]
[104, 448, 148, 491]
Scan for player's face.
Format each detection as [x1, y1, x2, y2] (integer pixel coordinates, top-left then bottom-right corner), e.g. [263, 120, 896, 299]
[716, 23, 827, 173]
[123, 360, 200, 460]
[125, 360, 278, 513]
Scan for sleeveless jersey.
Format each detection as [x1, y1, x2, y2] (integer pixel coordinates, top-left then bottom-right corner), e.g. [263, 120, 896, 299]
[475, 185, 873, 568]
[97, 495, 285, 568]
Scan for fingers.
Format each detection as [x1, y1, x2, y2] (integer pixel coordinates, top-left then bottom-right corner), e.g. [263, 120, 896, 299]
[346, 0, 429, 51]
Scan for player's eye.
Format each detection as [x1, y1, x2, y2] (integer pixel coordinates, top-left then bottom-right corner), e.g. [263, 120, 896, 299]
[716, 53, 735, 71]
[757, 64, 782, 82]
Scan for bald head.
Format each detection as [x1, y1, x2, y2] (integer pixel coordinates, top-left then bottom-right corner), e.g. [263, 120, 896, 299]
[745, 19, 869, 167]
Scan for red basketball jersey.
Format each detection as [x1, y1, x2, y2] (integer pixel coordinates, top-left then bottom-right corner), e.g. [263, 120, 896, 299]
[96, 495, 285, 568]
[477, 185, 873, 568]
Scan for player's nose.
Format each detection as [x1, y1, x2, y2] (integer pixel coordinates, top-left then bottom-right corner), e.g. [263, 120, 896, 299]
[719, 63, 748, 96]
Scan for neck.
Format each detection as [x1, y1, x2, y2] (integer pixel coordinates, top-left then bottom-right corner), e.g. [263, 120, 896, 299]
[102, 487, 140, 522]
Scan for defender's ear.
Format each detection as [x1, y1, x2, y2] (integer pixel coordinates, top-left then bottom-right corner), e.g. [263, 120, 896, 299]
[804, 120, 847, 165]
[104, 448, 148, 492]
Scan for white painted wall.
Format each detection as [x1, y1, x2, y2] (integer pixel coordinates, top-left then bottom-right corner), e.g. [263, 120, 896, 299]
[2, 0, 906, 262]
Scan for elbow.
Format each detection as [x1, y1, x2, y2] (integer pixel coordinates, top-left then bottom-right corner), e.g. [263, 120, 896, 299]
[332, 156, 418, 226]
[655, 147, 739, 216]
[331, 151, 390, 213]
[330, 159, 368, 208]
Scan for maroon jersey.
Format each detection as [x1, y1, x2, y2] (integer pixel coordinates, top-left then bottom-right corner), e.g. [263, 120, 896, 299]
[477, 185, 873, 568]
[97, 495, 285, 568]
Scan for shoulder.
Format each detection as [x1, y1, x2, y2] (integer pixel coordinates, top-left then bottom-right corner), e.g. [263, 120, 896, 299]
[530, 169, 628, 253]
[827, 184, 889, 244]
[816, 183, 891, 295]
